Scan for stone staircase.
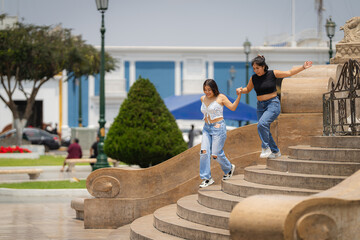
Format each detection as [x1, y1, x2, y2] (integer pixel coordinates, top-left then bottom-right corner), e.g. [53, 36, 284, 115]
[112, 136, 360, 239]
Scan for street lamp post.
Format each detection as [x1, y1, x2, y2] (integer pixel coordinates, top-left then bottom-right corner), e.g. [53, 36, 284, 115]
[243, 38, 251, 106]
[325, 17, 336, 62]
[94, 0, 110, 170]
[227, 66, 236, 96]
[78, 78, 82, 127]
[243, 38, 251, 125]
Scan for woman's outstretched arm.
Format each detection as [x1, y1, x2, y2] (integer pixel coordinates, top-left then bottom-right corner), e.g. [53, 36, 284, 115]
[221, 92, 241, 111]
[274, 61, 313, 78]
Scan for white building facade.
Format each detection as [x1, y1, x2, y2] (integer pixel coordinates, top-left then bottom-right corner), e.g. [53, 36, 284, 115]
[0, 45, 332, 138]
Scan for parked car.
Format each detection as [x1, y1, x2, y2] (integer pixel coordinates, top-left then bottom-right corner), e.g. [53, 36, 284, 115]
[0, 128, 60, 151]
[61, 135, 71, 147]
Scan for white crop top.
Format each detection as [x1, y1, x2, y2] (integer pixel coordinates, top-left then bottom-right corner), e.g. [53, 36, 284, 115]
[201, 99, 224, 123]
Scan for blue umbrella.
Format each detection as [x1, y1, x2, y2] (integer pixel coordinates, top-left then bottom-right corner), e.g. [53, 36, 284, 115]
[164, 94, 257, 122]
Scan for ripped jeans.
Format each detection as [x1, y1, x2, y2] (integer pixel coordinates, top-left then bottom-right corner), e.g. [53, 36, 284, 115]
[257, 96, 281, 153]
[200, 120, 232, 180]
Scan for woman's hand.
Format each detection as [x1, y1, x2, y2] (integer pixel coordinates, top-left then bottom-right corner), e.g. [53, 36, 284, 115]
[236, 87, 243, 95]
[303, 61, 313, 69]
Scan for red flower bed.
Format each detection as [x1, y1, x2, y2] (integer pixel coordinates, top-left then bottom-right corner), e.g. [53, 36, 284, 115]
[0, 146, 32, 153]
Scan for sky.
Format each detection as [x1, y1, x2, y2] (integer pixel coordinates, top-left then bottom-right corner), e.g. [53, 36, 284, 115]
[1, 0, 359, 47]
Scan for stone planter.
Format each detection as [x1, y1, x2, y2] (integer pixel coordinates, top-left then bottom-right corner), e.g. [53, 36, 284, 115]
[21, 145, 45, 156]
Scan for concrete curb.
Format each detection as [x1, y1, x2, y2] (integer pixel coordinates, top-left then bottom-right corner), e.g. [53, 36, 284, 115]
[0, 178, 87, 184]
[0, 153, 40, 159]
[0, 188, 91, 197]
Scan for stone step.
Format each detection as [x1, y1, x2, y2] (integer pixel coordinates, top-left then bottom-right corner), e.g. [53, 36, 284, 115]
[244, 165, 346, 190]
[197, 184, 243, 212]
[130, 214, 183, 240]
[222, 174, 319, 197]
[289, 145, 360, 162]
[153, 204, 230, 240]
[267, 156, 360, 176]
[107, 224, 131, 240]
[177, 194, 230, 230]
[310, 136, 360, 149]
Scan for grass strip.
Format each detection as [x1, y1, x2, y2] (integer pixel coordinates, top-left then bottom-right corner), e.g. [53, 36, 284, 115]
[0, 155, 126, 167]
[0, 155, 66, 166]
[0, 180, 86, 189]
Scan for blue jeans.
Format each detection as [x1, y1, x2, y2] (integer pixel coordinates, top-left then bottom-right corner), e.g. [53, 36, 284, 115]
[257, 96, 281, 153]
[200, 120, 232, 180]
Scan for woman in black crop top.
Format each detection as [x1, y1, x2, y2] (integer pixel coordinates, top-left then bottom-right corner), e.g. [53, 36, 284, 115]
[236, 55, 312, 159]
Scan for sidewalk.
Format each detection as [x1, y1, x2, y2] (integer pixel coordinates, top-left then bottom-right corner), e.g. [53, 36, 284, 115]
[0, 164, 137, 239]
[0, 201, 124, 239]
[0, 165, 92, 183]
[0, 164, 139, 184]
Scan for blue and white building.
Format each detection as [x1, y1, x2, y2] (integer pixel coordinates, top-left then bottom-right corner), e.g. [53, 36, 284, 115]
[0, 44, 332, 139]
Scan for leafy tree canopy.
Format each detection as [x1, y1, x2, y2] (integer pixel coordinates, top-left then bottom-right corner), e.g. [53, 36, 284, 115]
[64, 35, 116, 79]
[0, 14, 117, 145]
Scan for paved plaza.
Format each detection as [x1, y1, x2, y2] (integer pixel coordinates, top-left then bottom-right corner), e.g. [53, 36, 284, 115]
[0, 160, 136, 239]
[0, 201, 126, 240]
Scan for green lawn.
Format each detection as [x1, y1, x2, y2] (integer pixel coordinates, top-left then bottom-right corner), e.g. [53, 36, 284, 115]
[0, 180, 86, 189]
[0, 155, 126, 167]
[0, 155, 126, 189]
[0, 155, 68, 166]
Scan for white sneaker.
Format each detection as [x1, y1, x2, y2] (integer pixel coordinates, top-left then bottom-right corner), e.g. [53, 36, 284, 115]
[199, 178, 215, 188]
[268, 151, 281, 159]
[260, 147, 272, 158]
[223, 164, 235, 180]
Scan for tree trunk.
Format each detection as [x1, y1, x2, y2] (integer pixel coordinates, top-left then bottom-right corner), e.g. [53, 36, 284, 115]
[15, 86, 38, 146]
[13, 118, 27, 146]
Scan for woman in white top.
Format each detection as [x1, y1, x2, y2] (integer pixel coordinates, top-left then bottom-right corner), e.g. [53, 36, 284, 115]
[199, 79, 242, 188]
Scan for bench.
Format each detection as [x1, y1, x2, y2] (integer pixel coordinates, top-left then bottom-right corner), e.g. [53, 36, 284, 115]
[0, 168, 43, 180]
[71, 198, 85, 220]
[65, 158, 119, 172]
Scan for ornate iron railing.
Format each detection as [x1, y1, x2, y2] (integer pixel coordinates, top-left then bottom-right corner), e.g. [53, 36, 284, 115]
[323, 59, 360, 136]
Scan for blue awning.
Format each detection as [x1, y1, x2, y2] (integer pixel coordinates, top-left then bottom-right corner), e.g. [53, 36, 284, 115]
[164, 94, 257, 121]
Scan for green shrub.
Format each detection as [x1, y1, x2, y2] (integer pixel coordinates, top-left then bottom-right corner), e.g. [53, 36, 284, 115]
[104, 77, 187, 168]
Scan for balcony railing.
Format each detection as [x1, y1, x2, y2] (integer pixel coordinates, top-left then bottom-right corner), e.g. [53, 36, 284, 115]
[323, 59, 360, 136]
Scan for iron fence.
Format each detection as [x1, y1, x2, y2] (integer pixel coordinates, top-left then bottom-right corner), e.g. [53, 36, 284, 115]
[323, 59, 360, 136]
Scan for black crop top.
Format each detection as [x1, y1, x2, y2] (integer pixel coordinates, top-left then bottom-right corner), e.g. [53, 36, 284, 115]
[252, 70, 277, 96]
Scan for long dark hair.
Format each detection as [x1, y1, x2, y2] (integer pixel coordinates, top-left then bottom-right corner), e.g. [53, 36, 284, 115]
[203, 79, 220, 96]
[251, 55, 269, 71]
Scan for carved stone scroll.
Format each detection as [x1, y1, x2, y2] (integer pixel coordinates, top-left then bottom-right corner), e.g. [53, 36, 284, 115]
[87, 175, 120, 198]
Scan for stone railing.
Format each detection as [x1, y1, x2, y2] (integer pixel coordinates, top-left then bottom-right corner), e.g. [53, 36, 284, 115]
[323, 59, 360, 136]
[84, 124, 266, 228]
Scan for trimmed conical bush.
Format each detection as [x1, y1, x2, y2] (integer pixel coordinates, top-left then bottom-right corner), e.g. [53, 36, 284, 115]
[104, 77, 187, 168]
